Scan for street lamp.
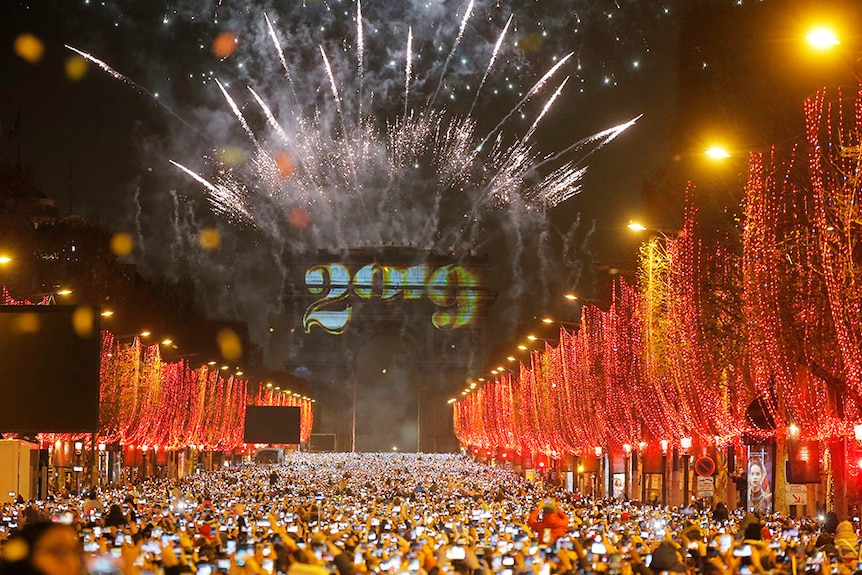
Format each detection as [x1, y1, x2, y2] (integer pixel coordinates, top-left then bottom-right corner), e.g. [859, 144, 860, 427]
[705, 146, 732, 159]
[807, 27, 841, 50]
[660, 440, 669, 505]
[806, 26, 862, 81]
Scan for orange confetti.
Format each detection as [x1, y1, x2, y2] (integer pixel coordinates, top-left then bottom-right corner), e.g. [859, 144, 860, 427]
[288, 207, 310, 229]
[14, 33, 44, 64]
[273, 151, 295, 179]
[518, 33, 543, 54]
[72, 307, 96, 339]
[110, 233, 134, 256]
[217, 328, 242, 361]
[199, 227, 221, 250]
[212, 32, 238, 59]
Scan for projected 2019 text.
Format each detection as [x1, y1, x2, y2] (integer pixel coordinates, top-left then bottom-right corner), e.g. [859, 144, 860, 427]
[303, 263, 480, 335]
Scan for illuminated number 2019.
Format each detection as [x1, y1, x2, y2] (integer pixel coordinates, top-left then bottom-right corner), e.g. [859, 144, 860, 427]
[302, 263, 480, 334]
[303, 264, 352, 335]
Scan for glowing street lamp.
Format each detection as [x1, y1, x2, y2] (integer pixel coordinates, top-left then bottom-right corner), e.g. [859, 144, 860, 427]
[627, 221, 648, 232]
[807, 27, 841, 50]
[705, 146, 732, 159]
[0, 255, 11, 265]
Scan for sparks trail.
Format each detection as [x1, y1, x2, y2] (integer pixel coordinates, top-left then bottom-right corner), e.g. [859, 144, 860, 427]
[65, 45, 204, 138]
[76, 1, 639, 251]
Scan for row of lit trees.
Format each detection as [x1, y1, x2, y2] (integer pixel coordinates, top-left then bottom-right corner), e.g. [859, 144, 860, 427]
[453, 85, 862, 457]
[3, 290, 314, 451]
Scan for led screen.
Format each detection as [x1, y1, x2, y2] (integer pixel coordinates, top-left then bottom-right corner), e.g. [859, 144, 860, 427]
[303, 262, 482, 334]
[243, 406, 301, 444]
[0, 306, 101, 433]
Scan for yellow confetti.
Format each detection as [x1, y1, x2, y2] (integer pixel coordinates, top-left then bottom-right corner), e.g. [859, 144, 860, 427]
[14, 33, 44, 64]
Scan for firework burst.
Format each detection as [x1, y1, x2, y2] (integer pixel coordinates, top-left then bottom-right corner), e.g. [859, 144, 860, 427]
[153, 1, 639, 253]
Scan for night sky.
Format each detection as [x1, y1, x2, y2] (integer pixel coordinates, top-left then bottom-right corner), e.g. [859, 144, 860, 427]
[3, 0, 861, 447]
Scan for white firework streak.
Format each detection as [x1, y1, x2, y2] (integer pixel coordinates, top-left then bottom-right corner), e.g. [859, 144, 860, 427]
[404, 27, 413, 122]
[533, 114, 642, 172]
[469, 13, 513, 117]
[66, 45, 134, 85]
[169, 160, 253, 222]
[66, 45, 200, 135]
[476, 52, 575, 152]
[215, 79, 259, 147]
[264, 12, 301, 113]
[428, 0, 475, 109]
[356, 0, 364, 128]
[318, 45, 362, 203]
[523, 77, 570, 144]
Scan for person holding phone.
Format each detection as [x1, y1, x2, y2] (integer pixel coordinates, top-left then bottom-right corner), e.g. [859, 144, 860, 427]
[527, 500, 569, 545]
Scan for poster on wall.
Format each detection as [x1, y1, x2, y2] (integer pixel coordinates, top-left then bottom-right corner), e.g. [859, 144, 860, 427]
[747, 445, 774, 514]
[612, 473, 626, 499]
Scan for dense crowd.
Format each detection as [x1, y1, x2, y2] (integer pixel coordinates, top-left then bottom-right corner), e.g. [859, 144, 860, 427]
[0, 453, 857, 575]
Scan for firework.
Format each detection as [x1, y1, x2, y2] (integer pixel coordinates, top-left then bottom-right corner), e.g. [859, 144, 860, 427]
[152, 1, 639, 252]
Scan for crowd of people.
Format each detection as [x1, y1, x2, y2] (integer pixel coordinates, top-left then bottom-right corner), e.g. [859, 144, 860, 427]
[0, 453, 857, 575]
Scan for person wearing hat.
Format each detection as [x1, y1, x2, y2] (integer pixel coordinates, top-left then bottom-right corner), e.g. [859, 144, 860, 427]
[527, 499, 569, 544]
[834, 520, 859, 563]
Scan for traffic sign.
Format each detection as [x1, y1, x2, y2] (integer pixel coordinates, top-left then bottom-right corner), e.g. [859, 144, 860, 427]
[696, 476, 715, 497]
[694, 456, 716, 476]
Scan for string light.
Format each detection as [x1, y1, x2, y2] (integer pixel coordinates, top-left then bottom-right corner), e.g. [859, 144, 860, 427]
[8, 323, 315, 451]
[453, 87, 862, 458]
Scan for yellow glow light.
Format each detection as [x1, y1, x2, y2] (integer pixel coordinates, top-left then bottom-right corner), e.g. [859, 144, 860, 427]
[807, 27, 840, 49]
[627, 221, 648, 232]
[705, 146, 731, 159]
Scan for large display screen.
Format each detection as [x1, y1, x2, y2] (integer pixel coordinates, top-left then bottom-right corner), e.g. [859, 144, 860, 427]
[243, 406, 301, 444]
[0, 306, 101, 433]
[303, 262, 482, 334]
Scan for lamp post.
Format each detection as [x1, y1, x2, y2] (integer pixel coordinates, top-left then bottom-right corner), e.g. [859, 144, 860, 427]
[73, 441, 83, 494]
[97, 443, 106, 486]
[681, 437, 693, 505]
[660, 439, 669, 505]
[594, 446, 604, 498]
[622, 444, 632, 500]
